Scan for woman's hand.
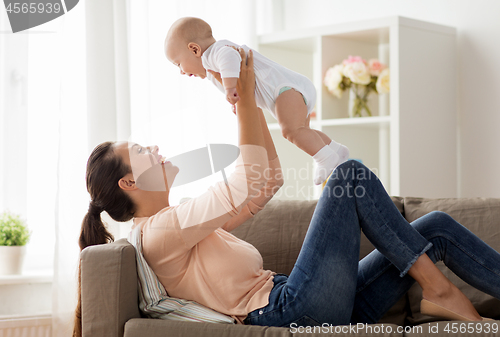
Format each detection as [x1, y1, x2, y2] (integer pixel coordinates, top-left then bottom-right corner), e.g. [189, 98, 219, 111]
[234, 48, 256, 104]
[208, 47, 256, 114]
[229, 48, 263, 147]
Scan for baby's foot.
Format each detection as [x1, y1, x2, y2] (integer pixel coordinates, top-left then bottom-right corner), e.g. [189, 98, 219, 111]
[313, 145, 340, 185]
[329, 141, 350, 164]
[337, 145, 350, 164]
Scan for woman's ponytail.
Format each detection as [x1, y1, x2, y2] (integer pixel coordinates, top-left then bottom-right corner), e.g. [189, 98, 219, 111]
[79, 202, 113, 250]
[73, 142, 135, 337]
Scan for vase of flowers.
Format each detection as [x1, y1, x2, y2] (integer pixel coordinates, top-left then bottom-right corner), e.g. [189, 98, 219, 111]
[0, 211, 31, 275]
[324, 56, 390, 117]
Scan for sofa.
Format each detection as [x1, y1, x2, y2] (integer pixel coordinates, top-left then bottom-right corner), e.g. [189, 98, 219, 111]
[80, 197, 500, 337]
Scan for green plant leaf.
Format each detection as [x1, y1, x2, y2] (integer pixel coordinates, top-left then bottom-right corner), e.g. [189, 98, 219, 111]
[0, 211, 31, 246]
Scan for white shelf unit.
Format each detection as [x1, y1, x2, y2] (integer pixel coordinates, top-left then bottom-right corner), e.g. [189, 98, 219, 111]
[257, 16, 457, 199]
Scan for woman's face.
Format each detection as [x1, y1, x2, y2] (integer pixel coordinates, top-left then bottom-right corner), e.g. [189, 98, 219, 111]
[115, 142, 179, 192]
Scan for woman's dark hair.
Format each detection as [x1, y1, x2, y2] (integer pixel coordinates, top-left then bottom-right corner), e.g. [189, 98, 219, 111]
[73, 141, 136, 337]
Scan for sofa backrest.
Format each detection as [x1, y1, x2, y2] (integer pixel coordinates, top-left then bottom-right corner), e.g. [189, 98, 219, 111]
[231, 197, 405, 275]
[232, 200, 316, 275]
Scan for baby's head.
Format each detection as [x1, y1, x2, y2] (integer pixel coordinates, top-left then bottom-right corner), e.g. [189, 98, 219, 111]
[164, 17, 216, 79]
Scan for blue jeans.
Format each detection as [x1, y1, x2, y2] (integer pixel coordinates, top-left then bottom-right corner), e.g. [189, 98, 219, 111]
[244, 160, 500, 327]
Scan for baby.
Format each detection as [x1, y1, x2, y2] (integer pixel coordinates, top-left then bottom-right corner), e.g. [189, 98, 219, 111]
[164, 17, 349, 185]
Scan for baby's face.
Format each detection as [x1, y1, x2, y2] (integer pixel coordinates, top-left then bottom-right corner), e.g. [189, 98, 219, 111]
[165, 37, 207, 79]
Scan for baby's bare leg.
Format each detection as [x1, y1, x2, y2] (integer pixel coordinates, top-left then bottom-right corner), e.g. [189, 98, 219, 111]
[305, 115, 350, 164]
[275, 89, 325, 156]
[314, 130, 333, 145]
[276, 89, 341, 185]
[302, 115, 332, 145]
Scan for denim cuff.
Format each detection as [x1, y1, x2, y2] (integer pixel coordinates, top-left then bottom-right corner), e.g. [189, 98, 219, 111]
[399, 242, 433, 277]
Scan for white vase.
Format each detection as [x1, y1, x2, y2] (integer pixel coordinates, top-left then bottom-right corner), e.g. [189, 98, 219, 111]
[0, 245, 27, 275]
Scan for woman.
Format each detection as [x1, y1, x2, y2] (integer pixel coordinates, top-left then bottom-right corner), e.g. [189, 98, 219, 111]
[74, 49, 499, 336]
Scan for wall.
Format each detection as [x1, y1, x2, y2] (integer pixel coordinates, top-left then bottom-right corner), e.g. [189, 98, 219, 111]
[258, 0, 500, 198]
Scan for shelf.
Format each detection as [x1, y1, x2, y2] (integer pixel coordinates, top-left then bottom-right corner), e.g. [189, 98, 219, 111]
[319, 116, 390, 127]
[259, 16, 457, 199]
[258, 16, 455, 50]
[267, 116, 390, 131]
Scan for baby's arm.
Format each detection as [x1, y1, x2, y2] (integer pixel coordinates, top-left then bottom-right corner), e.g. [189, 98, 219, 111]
[223, 78, 239, 105]
[214, 45, 243, 105]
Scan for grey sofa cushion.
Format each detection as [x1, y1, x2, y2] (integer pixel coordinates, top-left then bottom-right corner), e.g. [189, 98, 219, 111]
[81, 238, 141, 337]
[124, 319, 404, 337]
[231, 199, 318, 275]
[231, 197, 405, 274]
[403, 197, 500, 324]
[124, 319, 284, 337]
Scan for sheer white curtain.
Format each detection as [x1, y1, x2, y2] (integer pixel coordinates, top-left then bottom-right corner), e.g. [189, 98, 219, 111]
[52, 0, 257, 336]
[1, 0, 87, 330]
[2, 2, 91, 335]
[53, 0, 134, 334]
[52, 4, 90, 337]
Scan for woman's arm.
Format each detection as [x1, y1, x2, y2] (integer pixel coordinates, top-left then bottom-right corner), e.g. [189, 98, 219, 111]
[233, 49, 265, 148]
[246, 108, 284, 205]
[221, 109, 284, 232]
[168, 49, 269, 249]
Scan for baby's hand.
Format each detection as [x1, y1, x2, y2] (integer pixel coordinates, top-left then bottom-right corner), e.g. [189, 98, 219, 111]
[225, 87, 240, 105]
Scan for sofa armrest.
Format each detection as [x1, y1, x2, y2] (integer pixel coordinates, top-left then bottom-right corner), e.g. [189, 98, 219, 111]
[81, 238, 141, 337]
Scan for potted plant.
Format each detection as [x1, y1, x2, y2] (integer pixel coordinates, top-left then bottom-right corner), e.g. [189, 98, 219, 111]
[0, 211, 31, 275]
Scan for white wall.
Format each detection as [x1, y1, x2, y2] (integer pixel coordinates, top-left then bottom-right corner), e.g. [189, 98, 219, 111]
[258, 0, 500, 198]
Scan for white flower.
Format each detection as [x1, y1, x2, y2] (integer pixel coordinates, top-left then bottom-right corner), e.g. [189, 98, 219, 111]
[343, 61, 370, 85]
[323, 65, 344, 98]
[376, 68, 390, 94]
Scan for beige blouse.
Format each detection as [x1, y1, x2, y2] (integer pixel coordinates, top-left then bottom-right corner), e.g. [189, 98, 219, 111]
[132, 145, 283, 323]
